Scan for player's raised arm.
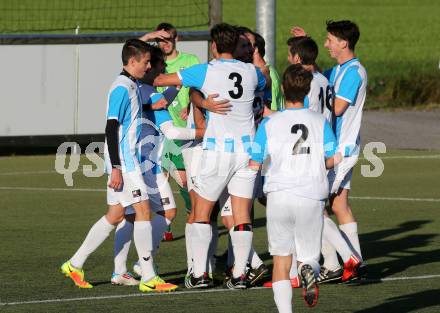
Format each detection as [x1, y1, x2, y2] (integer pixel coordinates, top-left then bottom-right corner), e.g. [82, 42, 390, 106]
[253, 49, 272, 90]
[139, 29, 171, 42]
[290, 26, 307, 37]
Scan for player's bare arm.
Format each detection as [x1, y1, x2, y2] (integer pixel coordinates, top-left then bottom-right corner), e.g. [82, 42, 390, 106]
[290, 26, 307, 37]
[153, 73, 182, 87]
[149, 98, 168, 110]
[190, 90, 207, 129]
[190, 88, 232, 115]
[253, 48, 272, 88]
[325, 151, 343, 169]
[139, 29, 171, 42]
[334, 97, 350, 116]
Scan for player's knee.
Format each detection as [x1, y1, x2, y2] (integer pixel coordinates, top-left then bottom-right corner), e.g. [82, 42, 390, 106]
[105, 213, 125, 225]
[222, 216, 234, 229]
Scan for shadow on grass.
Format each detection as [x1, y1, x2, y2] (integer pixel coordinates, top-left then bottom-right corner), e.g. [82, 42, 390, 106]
[360, 220, 439, 279]
[355, 289, 440, 313]
[161, 219, 438, 288]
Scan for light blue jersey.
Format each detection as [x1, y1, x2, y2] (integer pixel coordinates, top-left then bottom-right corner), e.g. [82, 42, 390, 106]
[324, 58, 367, 157]
[178, 58, 266, 153]
[251, 107, 336, 200]
[104, 75, 142, 174]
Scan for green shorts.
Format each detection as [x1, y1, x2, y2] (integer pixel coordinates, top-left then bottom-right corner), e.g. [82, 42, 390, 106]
[161, 139, 186, 171]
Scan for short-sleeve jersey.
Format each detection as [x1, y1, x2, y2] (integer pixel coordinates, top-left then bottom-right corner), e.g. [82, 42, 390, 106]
[137, 83, 173, 175]
[161, 52, 200, 127]
[104, 75, 142, 174]
[251, 108, 336, 200]
[324, 58, 367, 157]
[304, 71, 332, 122]
[178, 58, 266, 153]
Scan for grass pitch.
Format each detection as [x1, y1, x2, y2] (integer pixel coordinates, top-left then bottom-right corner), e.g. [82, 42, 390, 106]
[0, 150, 439, 312]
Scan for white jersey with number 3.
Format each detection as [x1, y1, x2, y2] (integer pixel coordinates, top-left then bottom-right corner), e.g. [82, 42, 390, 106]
[251, 108, 337, 200]
[178, 58, 266, 153]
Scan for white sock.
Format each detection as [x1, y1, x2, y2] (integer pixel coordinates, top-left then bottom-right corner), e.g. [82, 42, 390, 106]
[339, 222, 363, 261]
[321, 237, 341, 271]
[114, 219, 133, 274]
[227, 233, 234, 268]
[207, 222, 218, 274]
[191, 223, 212, 277]
[323, 216, 353, 263]
[185, 223, 193, 272]
[273, 280, 293, 313]
[133, 221, 155, 282]
[289, 252, 298, 279]
[231, 228, 253, 278]
[248, 246, 263, 269]
[151, 215, 171, 256]
[70, 216, 114, 269]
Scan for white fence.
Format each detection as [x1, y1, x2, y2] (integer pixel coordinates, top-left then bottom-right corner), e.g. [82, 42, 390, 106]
[0, 41, 208, 137]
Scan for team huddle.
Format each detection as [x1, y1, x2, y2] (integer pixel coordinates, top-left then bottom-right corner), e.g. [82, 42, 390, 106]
[60, 20, 367, 312]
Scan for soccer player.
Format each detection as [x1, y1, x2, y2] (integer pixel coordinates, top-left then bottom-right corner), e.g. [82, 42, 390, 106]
[249, 64, 340, 311]
[287, 36, 332, 120]
[238, 27, 284, 111]
[182, 90, 232, 286]
[111, 45, 205, 285]
[60, 39, 176, 292]
[154, 23, 270, 289]
[292, 21, 367, 281]
[142, 23, 200, 240]
[323, 20, 366, 279]
[285, 35, 353, 285]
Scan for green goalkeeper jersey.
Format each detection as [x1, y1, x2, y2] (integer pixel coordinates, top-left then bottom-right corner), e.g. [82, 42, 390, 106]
[162, 52, 200, 127]
[269, 65, 285, 111]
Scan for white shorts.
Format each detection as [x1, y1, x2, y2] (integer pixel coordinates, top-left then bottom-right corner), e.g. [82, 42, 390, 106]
[125, 171, 176, 215]
[266, 190, 324, 270]
[220, 171, 263, 217]
[193, 150, 257, 202]
[328, 154, 358, 193]
[182, 144, 203, 192]
[107, 170, 149, 208]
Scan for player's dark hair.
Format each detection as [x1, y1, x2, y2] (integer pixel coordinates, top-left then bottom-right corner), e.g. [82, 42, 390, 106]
[211, 23, 239, 54]
[139, 45, 165, 85]
[233, 35, 254, 63]
[326, 20, 360, 51]
[155, 22, 177, 38]
[282, 64, 313, 103]
[253, 32, 266, 58]
[121, 39, 151, 66]
[287, 36, 318, 65]
[236, 26, 253, 36]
